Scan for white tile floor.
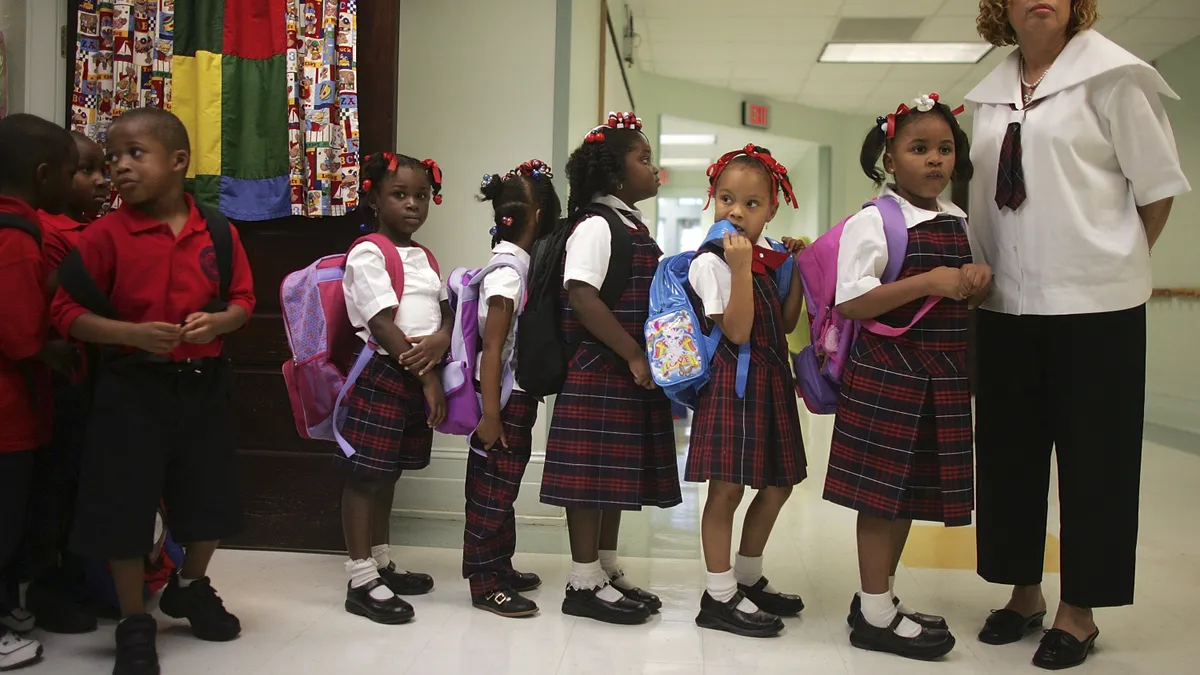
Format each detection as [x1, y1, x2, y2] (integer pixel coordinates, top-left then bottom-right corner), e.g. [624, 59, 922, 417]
[29, 414, 1200, 674]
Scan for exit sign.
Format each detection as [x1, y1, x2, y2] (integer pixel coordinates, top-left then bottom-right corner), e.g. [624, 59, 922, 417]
[743, 101, 770, 129]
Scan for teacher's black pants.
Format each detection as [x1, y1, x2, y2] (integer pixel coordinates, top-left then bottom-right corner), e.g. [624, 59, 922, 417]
[975, 305, 1146, 608]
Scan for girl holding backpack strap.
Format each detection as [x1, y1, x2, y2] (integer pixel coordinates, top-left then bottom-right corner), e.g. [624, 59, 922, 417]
[824, 94, 990, 661]
[685, 146, 807, 639]
[462, 160, 560, 618]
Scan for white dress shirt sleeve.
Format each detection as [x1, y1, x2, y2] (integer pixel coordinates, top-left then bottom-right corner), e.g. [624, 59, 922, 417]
[687, 252, 732, 317]
[563, 215, 612, 290]
[343, 242, 398, 322]
[482, 266, 522, 305]
[1100, 70, 1192, 206]
[835, 208, 890, 305]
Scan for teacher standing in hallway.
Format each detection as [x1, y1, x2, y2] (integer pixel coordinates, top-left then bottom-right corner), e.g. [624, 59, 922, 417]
[964, 0, 1191, 670]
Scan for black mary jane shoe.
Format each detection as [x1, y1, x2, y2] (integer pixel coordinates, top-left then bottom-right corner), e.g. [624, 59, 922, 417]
[611, 573, 662, 612]
[695, 591, 784, 638]
[848, 593, 948, 631]
[1032, 628, 1098, 671]
[472, 587, 539, 618]
[849, 613, 956, 661]
[378, 562, 434, 596]
[561, 585, 650, 625]
[503, 571, 542, 594]
[738, 577, 804, 617]
[978, 608, 1047, 645]
[344, 580, 415, 625]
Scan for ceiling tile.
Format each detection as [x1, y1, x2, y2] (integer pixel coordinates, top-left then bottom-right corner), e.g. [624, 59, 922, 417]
[1143, 0, 1200, 18]
[840, 0, 946, 18]
[1126, 43, 1180, 61]
[884, 63, 977, 84]
[652, 60, 734, 82]
[912, 16, 985, 41]
[1100, 0, 1159, 18]
[936, 0, 984, 17]
[1106, 18, 1200, 45]
[806, 62, 890, 84]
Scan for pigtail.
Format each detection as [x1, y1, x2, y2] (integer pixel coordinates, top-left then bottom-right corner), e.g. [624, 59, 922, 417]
[421, 158, 444, 205]
[860, 123, 889, 187]
[478, 159, 561, 248]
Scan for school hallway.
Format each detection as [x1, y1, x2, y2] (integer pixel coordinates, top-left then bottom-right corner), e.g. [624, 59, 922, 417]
[27, 413, 1200, 675]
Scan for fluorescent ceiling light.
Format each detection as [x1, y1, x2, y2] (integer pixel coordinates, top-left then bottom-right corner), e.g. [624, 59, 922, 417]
[661, 134, 717, 146]
[820, 42, 992, 64]
[660, 158, 711, 168]
[678, 197, 705, 207]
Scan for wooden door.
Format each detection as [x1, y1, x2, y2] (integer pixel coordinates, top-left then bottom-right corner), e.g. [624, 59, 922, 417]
[64, 0, 402, 552]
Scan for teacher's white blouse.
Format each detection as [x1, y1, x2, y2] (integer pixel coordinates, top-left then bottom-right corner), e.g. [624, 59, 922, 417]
[965, 30, 1191, 316]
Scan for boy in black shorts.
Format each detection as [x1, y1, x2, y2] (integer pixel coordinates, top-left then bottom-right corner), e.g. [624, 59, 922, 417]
[51, 108, 256, 675]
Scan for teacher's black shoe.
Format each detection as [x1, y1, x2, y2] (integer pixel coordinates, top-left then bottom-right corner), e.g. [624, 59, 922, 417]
[849, 613, 956, 661]
[1032, 629, 1098, 670]
[738, 577, 804, 617]
[344, 580, 414, 625]
[978, 608, 1047, 645]
[562, 585, 650, 625]
[695, 591, 784, 638]
[848, 593, 947, 631]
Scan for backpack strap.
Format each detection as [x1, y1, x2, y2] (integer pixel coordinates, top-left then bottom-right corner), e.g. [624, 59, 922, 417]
[197, 206, 232, 313]
[687, 241, 751, 399]
[0, 213, 42, 248]
[861, 195, 942, 337]
[414, 241, 440, 278]
[350, 233, 407, 299]
[466, 254, 530, 407]
[57, 248, 119, 319]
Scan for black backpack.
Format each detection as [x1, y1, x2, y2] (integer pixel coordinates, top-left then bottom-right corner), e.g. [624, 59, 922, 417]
[0, 213, 42, 247]
[516, 204, 633, 398]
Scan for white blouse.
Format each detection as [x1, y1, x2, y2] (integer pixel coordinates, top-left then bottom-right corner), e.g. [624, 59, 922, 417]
[476, 241, 529, 391]
[835, 186, 967, 306]
[689, 239, 778, 317]
[343, 242, 446, 355]
[562, 194, 644, 290]
[965, 30, 1191, 316]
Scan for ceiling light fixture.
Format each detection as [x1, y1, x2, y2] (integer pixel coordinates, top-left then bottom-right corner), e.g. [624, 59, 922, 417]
[660, 134, 717, 146]
[819, 42, 992, 64]
[659, 158, 712, 169]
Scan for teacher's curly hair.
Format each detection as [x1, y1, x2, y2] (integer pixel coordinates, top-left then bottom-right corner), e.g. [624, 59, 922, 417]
[976, 0, 1099, 47]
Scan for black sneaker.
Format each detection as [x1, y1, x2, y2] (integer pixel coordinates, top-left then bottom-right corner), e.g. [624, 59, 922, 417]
[738, 576, 804, 617]
[695, 591, 784, 638]
[610, 572, 662, 612]
[158, 575, 241, 642]
[378, 563, 434, 596]
[849, 612, 955, 660]
[561, 585, 650, 625]
[25, 577, 96, 634]
[503, 571, 542, 594]
[472, 588, 539, 618]
[848, 593, 948, 631]
[344, 580, 414, 625]
[113, 614, 159, 675]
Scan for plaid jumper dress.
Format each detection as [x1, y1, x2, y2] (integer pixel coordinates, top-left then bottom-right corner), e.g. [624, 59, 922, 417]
[823, 214, 974, 526]
[332, 352, 434, 481]
[685, 260, 806, 488]
[540, 221, 682, 510]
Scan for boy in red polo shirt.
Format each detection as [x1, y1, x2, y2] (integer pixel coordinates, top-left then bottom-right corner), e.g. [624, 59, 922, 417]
[0, 113, 76, 671]
[41, 131, 110, 272]
[51, 108, 255, 675]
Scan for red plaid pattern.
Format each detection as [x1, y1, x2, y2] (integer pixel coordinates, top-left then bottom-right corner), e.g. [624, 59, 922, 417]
[823, 216, 974, 525]
[686, 271, 806, 488]
[332, 353, 433, 481]
[463, 390, 538, 596]
[541, 223, 681, 510]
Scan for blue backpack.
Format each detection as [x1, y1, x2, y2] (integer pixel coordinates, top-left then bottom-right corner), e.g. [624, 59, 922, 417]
[645, 220, 794, 410]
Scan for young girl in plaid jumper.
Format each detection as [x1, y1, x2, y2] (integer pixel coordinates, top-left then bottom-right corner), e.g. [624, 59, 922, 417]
[462, 160, 560, 618]
[826, 95, 989, 660]
[540, 113, 680, 626]
[685, 146, 807, 638]
[336, 152, 452, 625]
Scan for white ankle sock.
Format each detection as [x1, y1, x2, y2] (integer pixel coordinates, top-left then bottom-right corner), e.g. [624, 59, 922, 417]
[733, 554, 777, 593]
[371, 544, 394, 571]
[707, 569, 760, 613]
[347, 558, 393, 601]
[599, 549, 634, 590]
[177, 577, 197, 589]
[888, 575, 913, 614]
[568, 560, 625, 602]
[861, 590, 921, 638]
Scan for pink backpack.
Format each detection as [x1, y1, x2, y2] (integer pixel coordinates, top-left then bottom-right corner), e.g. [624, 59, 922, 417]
[793, 196, 943, 414]
[281, 235, 440, 456]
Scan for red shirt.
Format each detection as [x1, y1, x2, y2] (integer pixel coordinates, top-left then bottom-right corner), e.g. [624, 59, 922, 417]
[39, 210, 90, 270]
[51, 196, 256, 361]
[0, 197, 52, 452]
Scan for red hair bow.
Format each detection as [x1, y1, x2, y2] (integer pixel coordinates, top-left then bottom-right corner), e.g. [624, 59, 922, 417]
[421, 159, 443, 205]
[584, 111, 643, 143]
[704, 144, 798, 210]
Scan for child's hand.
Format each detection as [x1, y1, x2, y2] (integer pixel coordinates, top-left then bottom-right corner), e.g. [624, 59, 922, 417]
[129, 322, 183, 353]
[723, 232, 753, 276]
[926, 267, 969, 300]
[475, 413, 507, 451]
[628, 354, 656, 390]
[780, 237, 806, 255]
[401, 332, 450, 376]
[961, 263, 993, 297]
[181, 312, 220, 344]
[422, 375, 446, 428]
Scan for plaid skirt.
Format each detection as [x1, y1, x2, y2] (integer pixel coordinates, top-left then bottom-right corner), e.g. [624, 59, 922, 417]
[541, 354, 681, 510]
[823, 334, 974, 526]
[332, 353, 433, 481]
[685, 348, 806, 488]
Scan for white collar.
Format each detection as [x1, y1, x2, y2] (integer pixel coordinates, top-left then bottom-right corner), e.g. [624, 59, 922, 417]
[592, 193, 644, 229]
[880, 185, 967, 228]
[965, 30, 1178, 106]
[491, 240, 531, 265]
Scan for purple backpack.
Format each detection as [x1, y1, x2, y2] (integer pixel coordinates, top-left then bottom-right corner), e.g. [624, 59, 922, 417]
[793, 196, 943, 414]
[435, 255, 529, 437]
